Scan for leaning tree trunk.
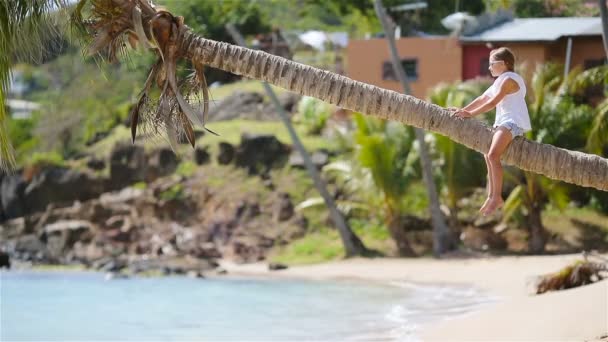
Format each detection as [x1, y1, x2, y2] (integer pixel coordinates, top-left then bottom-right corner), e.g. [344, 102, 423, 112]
[226, 24, 368, 258]
[374, 0, 454, 257]
[179, 35, 608, 191]
[527, 204, 547, 254]
[87, 1, 608, 192]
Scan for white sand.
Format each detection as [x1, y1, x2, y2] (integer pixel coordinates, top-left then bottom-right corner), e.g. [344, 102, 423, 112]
[218, 254, 608, 341]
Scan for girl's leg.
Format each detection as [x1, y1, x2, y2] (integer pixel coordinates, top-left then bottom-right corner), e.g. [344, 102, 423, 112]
[480, 155, 493, 213]
[482, 127, 513, 215]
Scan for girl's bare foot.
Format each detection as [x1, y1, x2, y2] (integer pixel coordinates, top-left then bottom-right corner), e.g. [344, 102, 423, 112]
[481, 197, 504, 216]
[479, 197, 491, 213]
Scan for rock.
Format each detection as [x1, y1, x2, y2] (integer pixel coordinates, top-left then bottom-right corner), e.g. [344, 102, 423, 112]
[186, 270, 205, 278]
[24, 167, 106, 215]
[268, 262, 288, 271]
[99, 258, 128, 273]
[0, 250, 10, 269]
[104, 272, 129, 281]
[109, 143, 146, 190]
[145, 148, 178, 182]
[1, 173, 27, 220]
[273, 193, 294, 222]
[215, 267, 228, 275]
[234, 133, 290, 174]
[0, 217, 27, 240]
[86, 158, 105, 171]
[288, 150, 329, 169]
[460, 226, 508, 251]
[234, 200, 261, 222]
[217, 142, 235, 165]
[207, 91, 300, 122]
[42, 220, 94, 261]
[13, 234, 46, 262]
[194, 147, 210, 165]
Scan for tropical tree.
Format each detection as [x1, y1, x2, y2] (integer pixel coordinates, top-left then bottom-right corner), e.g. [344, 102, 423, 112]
[427, 80, 490, 228]
[503, 63, 605, 253]
[0, 0, 68, 172]
[374, 0, 453, 256]
[4, 0, 608, 193]
[351, 113, 419, 256]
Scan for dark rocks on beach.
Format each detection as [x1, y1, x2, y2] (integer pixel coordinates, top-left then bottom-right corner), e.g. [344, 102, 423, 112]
[0, 250, 10, 269]
[24, 167, 105, 215]
[268, 262, 288, 271]
[1, 173, 27, 220]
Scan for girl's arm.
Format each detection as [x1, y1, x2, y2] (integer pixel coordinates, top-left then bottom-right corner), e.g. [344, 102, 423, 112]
[454, 79, 519, 118]
[462, 95, 489, 112]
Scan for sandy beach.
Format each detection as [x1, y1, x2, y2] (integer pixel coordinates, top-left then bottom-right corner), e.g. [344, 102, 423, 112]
[219, 253, 608, 341]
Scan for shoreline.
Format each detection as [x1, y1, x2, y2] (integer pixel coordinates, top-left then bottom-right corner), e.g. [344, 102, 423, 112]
[218, 253, 608, 341]
[5, 253, 607, 341]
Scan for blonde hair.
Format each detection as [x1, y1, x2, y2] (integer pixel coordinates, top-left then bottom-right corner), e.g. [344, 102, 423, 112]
[491, 47, 515, 72]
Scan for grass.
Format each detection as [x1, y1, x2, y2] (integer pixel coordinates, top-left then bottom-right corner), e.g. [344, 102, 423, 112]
[268, 217, 394, 265]
[207, 80, 286, 101]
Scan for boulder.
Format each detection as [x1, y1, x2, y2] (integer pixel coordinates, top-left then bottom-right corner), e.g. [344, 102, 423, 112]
[217, 142, 235, 165]
[109, 143, 146, 190]
[234, 133, 290, 174]
[145, 147, 178, 182]
[194, 147, 210, 165]
[24, 167, 106, 214]
[1, 173, 27, 220]
[0, 250, 10, 269]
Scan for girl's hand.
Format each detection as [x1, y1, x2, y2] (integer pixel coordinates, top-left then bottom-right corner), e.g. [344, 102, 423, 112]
[453, 109, 472, 118]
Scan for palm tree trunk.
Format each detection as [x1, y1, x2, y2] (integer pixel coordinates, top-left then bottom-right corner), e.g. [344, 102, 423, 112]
[599, 0, 608, 60]
[225, 24, 368, 257]
[527, 204, 547, 254]
[373, 0, 453, 256]
[176, 31, 608, 192]
[386, 208, 415, 256]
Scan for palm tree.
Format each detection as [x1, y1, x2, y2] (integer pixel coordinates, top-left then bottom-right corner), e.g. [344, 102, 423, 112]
[6, 0, 608, 192]
[428, 80, 490, 228]
[0, 0, 67, 172]
[373, 0, 453, 256]
[502, 63, 604, 253]
[351, 113, 419, 256]
[225, 24, 369, 257]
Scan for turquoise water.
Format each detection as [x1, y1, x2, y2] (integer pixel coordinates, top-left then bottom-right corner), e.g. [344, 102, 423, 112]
[0, 270, 497, 341]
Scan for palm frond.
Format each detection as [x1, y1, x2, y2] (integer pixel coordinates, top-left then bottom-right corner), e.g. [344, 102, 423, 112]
[0, 0, 69, 172]
[587, 96, 608, 155]
[535, 258, 607, 294]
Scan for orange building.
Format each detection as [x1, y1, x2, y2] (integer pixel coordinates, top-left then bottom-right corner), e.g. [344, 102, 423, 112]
[346, 17, 604, 99]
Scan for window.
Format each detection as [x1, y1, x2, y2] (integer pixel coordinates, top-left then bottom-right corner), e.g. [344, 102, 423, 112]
[382, 59, 418, 81]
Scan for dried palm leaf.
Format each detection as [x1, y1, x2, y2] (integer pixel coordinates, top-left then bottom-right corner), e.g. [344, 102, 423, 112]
[536, 253, 607, 294]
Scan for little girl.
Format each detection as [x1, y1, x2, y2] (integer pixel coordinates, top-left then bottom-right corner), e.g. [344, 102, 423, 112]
[451, 47, 531, 215]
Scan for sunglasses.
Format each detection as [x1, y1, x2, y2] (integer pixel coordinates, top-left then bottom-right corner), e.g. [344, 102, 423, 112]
[489, 60, 504, 66]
